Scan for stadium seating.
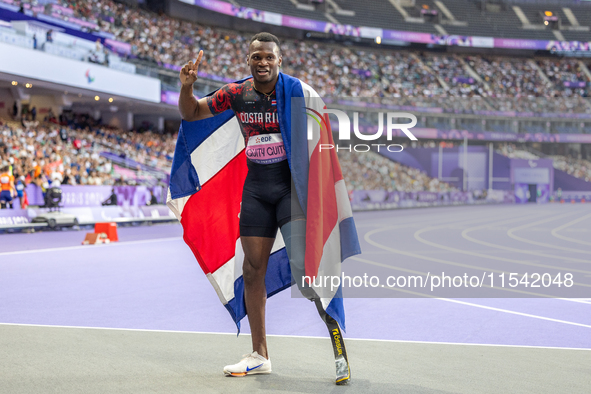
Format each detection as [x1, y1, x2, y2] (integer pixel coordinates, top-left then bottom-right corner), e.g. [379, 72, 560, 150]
[3, 0, 591, 115]
[0, 116, 174, 189]
[337, 150, 458, 193]
[497, 143, 591, 182]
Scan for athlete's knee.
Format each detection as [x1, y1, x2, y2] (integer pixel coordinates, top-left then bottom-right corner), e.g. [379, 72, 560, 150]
[242, 257, 266, 283]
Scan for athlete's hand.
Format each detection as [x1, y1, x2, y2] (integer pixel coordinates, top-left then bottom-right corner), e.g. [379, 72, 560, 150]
[180, 50, 203, 87]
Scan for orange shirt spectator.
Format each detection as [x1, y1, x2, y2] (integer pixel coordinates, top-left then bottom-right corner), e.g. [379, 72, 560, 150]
[0, 167, 16, 207]
[33, 164, 42, 178]
[0, 172, 14, 191]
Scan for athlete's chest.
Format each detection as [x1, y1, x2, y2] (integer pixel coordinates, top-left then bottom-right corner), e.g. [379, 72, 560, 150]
[233, 87, 279, 132]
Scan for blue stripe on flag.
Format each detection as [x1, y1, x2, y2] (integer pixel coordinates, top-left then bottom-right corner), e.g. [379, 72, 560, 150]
[339, 217, 361, 262]
[225, 276, 245, 332]
[276, 73, 309, 215]
[326, 286, 346, 331]
[169, 112, 234, 199]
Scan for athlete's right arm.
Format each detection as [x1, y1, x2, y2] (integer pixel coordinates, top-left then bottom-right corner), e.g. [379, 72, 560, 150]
[178, 50, 213, 122]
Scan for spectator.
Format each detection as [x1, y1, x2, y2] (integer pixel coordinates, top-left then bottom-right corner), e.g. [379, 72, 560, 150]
[15, 175, 28, 208]
[147, 190, 158, 205]
[0, 165, 15, 209]
[101, 188, 118, 206]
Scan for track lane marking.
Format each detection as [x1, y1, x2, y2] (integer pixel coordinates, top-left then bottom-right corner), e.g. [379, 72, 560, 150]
[505, 213, 591, 254]
[0, 322, 589, 351]
[550, 213, 591, 247]
[413, 215, 591, 275]
[0, 237, 183, 256]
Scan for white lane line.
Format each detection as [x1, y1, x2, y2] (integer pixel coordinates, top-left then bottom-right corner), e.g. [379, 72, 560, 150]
[363, 226, 591, 301]
[0, 237, 183, 256]
[374, 279, 591, 329]
[551, 213, 591, 247]
[415, 218, 591, 273]
[0, 322, 589, 351]
[350, 255, 591, 303]
[505, 213, 591, 254]
[439, 298, 591, 329]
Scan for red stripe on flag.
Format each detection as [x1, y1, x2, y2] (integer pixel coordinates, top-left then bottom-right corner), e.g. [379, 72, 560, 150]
[305, 111, 340, 279]
[181, 151, 248, 275]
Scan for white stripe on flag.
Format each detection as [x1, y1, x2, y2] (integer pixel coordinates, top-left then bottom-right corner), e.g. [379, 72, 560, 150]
[190, 116, 244, 185]
[166, 189, 190, 221]
[271, 229, 285, 253]
[301, 81, 322, 160]
[206, 271, 230, 305]
[335, 179, 353, 223]
[209, 238, 242, 305]
[209, 230, 287, 306]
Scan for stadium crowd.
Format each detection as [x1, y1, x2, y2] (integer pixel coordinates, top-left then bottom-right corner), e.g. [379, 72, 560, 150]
[2, 1, 591, 197]
[3, 112, 591, 204]
[550, 156, 591, 182]
[5, 0, 591, 114]
[496, 143, 591, 182]
[338, 150, 457, 193]
[0, 115, 175, 199]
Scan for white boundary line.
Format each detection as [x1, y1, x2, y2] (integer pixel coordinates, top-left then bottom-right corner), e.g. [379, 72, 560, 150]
[439, 298, 591, 329]
[0, 237, 183, 256]
[0, 322, 589, 351]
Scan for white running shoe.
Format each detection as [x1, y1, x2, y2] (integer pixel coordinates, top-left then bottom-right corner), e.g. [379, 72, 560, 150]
[223, 351, 272, 377]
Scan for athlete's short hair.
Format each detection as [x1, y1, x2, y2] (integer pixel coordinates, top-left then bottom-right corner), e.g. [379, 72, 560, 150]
[249, 32, 281, 55]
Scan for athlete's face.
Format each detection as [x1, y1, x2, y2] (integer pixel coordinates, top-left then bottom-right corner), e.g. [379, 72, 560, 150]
[247, 40, 282, 85]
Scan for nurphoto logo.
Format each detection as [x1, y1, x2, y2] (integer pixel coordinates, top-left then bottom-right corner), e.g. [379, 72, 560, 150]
[305, 108, 418, 153]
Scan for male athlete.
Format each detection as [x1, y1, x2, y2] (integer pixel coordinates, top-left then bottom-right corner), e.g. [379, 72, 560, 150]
[178, 33, 350, 384]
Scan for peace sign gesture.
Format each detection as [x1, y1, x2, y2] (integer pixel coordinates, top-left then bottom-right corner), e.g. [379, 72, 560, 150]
[180, 50, 203, 87]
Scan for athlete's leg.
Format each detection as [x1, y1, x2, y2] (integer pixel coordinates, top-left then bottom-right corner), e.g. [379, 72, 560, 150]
[313, 298, 351, 385]
[280, 218, 351, 385]
[240, 235, 275, 360]
[279, 219, 316, 298]
[237, 163, 284, 363]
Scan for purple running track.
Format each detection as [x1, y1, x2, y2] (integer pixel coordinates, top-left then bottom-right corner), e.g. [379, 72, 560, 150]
[1, 218, 590, 349]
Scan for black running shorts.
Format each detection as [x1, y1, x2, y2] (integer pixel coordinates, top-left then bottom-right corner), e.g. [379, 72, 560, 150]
[240, 160, 305, 238]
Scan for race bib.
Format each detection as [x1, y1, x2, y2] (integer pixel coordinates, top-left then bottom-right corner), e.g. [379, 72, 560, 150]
[245, 133, 287, 164]
[0, 175, 9, 184]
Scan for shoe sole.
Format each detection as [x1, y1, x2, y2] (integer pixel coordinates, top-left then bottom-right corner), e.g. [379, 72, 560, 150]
[224, 370, 272, 377]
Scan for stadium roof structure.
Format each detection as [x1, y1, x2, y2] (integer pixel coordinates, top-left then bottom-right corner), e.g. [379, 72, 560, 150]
[0, 73, 177, 118]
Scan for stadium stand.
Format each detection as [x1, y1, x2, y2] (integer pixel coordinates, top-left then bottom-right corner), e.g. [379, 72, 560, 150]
[237, 0, 332, 22]
[0, 116, 174, 191]
[551, 155, 591, 182]
[496, 143, 591, 182]
[239, 0, 590, 41]
[325, 0, 440, 33]
[338, 150, 458, 192]
[0, 0, 589, 210]
[2, 0, 591, 110]
[1, 2, 590, 135]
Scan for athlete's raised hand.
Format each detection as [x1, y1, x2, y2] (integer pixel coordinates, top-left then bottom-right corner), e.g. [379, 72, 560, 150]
[180, 50, 203, 87]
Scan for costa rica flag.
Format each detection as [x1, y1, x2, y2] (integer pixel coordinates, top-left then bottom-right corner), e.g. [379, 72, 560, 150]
[167, 72, 360, 332]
